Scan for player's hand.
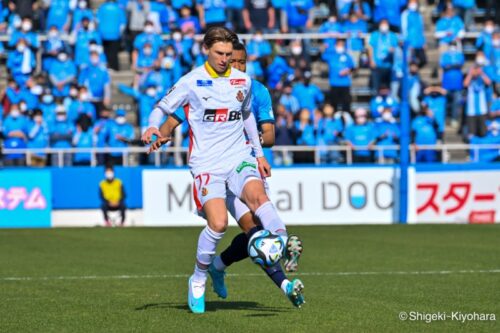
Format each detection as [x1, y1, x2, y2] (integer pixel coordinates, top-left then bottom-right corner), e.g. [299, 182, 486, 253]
[141, 127, 162, 145]
[257, 157, 271, 178]
[148, 136, 172, 154]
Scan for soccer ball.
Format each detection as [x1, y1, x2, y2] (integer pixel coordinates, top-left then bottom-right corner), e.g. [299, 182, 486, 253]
[247, 230, 285, 268]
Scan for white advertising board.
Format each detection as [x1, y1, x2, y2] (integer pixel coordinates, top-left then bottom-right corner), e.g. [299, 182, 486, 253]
[409, 170, 500, 224]
[142, 167, 398, 226]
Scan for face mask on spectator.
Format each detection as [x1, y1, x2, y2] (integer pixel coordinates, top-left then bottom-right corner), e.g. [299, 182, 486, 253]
[42, 94, 54, 104]
[166, 49, 175, 57]
[56, 114, 66, 122]
[162, 56, 174, 68]
[173, 32, 182, 41]
[34, 115, 43, 123]
[335, 46, 345, 53]
[408, 3, 418, 11]
[80, 92, 89, 101]
[291, 46, 302, 55]
[485, 25, 494, 34]
[254, 34, 263, 42]
[31, 85, 43, 95]
[356, 116, 367, 125]
[476, 56, 487, 66]
[79, 1, 87, 9]
[105, 171, 114, 180]
[146, 88, 156, 97]
[116, 116, 126, 125]
[17, 44, 26, 52]
[144, 47, 152, 55]
[48, 30, 58, 39]
[382, 112, 392, 121]
[90, 55, 100, 65]
[380, 24, 389, 33]
[493, 39, 500, 47]
[10, 109, 21, 118]
[70, 88, 78, 98]
[58, 53, 68, 62]
[328, 16, 336, 23]
[144, 25, 154, 33]
[20, 103, 27, 112]
[22, 21, 32, 31]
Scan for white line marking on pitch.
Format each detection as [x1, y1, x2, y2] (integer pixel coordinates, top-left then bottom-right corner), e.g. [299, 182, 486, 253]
[2, 269, 500, 282]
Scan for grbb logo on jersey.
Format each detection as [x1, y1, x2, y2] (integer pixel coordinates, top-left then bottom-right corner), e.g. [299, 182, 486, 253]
[203, 109, 241, 122]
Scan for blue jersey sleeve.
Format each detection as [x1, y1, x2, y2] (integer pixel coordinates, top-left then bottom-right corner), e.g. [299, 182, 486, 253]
[171, 107, 186, 123]
[251, 80, 274, 124]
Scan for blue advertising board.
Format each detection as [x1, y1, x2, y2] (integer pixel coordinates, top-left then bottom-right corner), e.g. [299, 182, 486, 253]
[0, 170, 52, 228]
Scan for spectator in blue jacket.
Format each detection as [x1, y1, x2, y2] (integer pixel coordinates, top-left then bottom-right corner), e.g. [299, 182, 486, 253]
[97, 0, 127, 70]
[435, 5, 465, 47]
[469, 121, 500, 162]
[344, 107, 376, 163]
[422, 85, 448, 139]
[246, 31, 273, 63]
[78, 50, 112, 113]
[273, 104, 295, 165]
[368, 19, 399, 94]
[317, 104, 343, 164]
[318, 15, 343, 51]
[141, 48, 182, 94]
[71, 17, 103, 68]
[266, 55, 293, 90]
[370, 85, 400, 120]
[39, 89, 57, 127]
[42, 25, 68, 72]
[7, 38, 36, 87]
[26, 109, 49, 166]
[440, 41, 464, 127]
[401, 0, 427, 67]
[49, 51, 77, 98]
[71, 0, 94, 31]
[282, 0, 314, 33]
[279, 83, 301, 116]
[197, 0, 226, 31]
[323, 39, 354, 113]
[49, 105, 74, 166]
[374, 107, 400, 163]
[118, 83, 160, 131]
[374, 0, 406, 31]
[342, 13, 368, 67]
[107, 109, 135, 165]
[72, 114, 96, 166]
[292, 72, 324, 113]
[46, 0, 71, 32]
[463, 64, 491, 139]
[93, 108, 114, 165]
[149, 0, 172, 33]
[225, 0, 243, 32]
[9, 17, 39, 50]
[294, 109, 316, 146]
[178, 5, 202, 34]
[411, 106, 441, 163]
[242, 0, 275, 33]
[68, 86, 97, 124]
[1, 104, 29, 166]
[132, 21, 163, 71]
[476, 19, 496, 61]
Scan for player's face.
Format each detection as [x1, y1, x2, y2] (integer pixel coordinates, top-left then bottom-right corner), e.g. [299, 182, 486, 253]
[206, 42, 233, 74]
[230, 49, 247, 72]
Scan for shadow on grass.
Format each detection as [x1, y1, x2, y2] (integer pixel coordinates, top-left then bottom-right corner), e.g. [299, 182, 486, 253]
[136, 301, 290, 314]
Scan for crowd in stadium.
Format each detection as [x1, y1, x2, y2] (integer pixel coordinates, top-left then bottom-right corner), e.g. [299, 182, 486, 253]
[0, 0, 499, 166]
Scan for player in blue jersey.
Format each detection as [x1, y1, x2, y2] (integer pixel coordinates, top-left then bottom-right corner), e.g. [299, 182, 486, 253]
[148, 42, 305, 308]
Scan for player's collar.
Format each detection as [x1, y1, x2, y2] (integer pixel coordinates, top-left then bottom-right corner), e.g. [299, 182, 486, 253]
[204, 61, 231, 78]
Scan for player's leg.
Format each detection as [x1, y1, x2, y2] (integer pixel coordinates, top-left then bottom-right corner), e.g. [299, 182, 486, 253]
[188, 175, 227, 314]
[118, 202, 126, 226]
[101, 203, 112, 227]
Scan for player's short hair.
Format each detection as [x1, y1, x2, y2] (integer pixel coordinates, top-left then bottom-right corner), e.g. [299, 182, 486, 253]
[203, 27, 238, 49]
[233, 41, 247, 57]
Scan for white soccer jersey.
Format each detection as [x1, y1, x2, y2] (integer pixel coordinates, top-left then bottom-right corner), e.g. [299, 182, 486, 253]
[156, 62, 253, 175]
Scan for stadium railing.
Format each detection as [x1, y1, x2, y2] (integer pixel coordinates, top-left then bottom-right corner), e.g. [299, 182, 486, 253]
[2, 143, 499, 167]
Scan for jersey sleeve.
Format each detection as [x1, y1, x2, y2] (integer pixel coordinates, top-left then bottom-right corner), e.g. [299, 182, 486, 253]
[155, 77, 190, 116]
[241, 78, 253, 115]
[254, 82, 274, 124]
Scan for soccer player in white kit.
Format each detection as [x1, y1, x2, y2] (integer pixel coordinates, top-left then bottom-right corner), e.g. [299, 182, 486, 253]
[142, 27, 294, 314]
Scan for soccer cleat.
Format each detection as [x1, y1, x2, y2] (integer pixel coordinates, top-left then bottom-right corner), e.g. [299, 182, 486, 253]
[285, 279, 305, 308]
[188, 276, 205, 314]
[284, 234, 303, 272]
[208, 263, 227, 299]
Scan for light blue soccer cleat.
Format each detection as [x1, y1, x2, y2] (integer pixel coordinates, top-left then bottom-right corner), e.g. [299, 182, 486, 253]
[188, 276, 205, 314]
[208, 263, 227, 299]
[284, 234, 303, 272]
[286, 278, 305, 308]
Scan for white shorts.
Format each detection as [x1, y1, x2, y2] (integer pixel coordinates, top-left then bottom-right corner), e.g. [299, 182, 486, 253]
[192, 158, 261, 212]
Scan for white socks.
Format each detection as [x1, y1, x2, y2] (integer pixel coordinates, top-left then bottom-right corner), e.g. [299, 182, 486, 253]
[280, 279, 290, 294]
[254, 201, 287, 237]
[193, 226, 225, 282]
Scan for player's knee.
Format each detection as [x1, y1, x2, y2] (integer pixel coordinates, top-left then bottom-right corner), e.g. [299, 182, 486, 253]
[247, 193, 270, 212]
[209, 218, 228, 233]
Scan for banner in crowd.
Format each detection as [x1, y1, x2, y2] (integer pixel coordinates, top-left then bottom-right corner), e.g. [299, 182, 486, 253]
[142, 167, 398, 226]
[0, 170, 52, 228]
[408, 169, 500, 224]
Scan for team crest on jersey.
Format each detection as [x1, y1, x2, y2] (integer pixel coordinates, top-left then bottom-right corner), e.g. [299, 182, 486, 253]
[197, 80, 213, 87]
[236, 90, 244, 102]
[201, 187, 208, 196]
[230, 78, 246, 86]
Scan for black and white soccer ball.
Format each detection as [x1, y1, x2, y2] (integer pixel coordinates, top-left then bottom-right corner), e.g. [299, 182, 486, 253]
[247, 230, 285, 268]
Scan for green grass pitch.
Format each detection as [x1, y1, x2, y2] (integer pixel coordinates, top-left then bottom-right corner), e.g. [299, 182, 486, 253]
[1, 225, 499, 332]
